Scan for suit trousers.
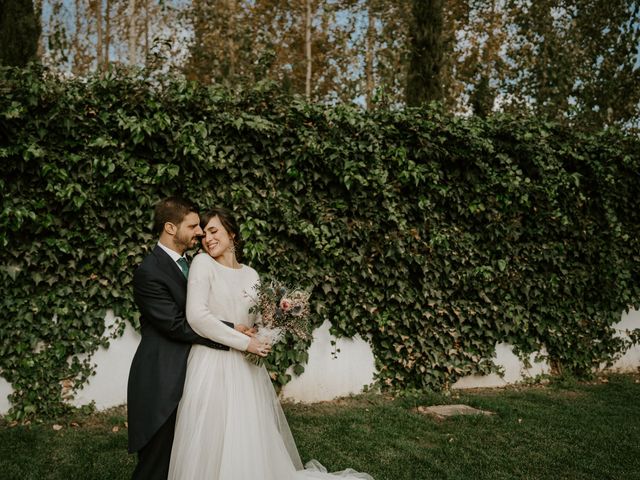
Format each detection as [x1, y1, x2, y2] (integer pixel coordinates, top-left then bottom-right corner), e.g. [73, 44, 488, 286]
[132, 408, 177, 480]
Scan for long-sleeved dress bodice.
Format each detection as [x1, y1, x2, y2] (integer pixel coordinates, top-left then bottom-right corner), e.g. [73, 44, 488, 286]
[185, 252, 257, 352]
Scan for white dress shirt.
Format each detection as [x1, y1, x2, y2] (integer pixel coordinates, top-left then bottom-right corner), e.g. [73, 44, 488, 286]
[157, 241, 187, 267]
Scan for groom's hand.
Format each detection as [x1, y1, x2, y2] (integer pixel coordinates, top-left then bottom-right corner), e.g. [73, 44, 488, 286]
[247, 338, 271, 357]
[235, 325, 257, 337]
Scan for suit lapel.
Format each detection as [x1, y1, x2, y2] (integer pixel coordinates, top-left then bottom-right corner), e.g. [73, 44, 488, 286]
[152, 246, 187, 289]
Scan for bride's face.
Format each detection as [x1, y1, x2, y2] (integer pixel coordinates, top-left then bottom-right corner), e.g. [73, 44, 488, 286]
[202, 215, 235, 258]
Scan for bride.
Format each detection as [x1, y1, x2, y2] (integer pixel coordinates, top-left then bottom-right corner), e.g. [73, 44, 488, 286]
[168, 207, 373, 480]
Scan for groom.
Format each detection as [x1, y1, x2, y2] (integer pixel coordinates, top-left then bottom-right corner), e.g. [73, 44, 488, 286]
[127, 197, 263, 479]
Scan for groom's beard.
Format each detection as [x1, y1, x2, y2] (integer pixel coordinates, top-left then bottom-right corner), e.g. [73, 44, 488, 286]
[175, 231, 199, 252]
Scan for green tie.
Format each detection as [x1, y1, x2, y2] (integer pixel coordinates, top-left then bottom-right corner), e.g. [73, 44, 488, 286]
[176, 257, 189, 279]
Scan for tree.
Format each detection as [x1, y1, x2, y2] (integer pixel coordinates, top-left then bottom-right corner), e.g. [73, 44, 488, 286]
[359, 0, 412, 109]
[245, 0, 356, 101]
[184, 0, 356, 101]
[363, 0, 374, 108]
[37, 0, 186, 74]
[304, 0, 312, 98]
[30, 0, 640, 126]
[103, 0, 111, 69]
[184, 0, 253, 84]
[569, 1, 640, 129]
[372, 1, 411, 107]
[503, 0, 640, 129]
[0, 0, 41, 66]
[406, 0, 445, 107]
[92, 0, 103, 69]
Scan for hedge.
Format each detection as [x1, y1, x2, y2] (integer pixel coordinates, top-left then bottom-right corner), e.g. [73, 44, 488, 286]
[1, 65, 639, 420]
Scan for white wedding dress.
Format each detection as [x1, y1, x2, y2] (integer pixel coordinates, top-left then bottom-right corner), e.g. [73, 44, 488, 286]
[168, 253, 373, 480]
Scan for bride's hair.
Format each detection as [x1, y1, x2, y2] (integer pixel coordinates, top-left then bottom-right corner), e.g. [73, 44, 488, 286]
[200, 207, 244, 261]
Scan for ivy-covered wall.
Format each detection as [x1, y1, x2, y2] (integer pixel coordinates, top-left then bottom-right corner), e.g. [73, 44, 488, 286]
[1, 66, 639, 421]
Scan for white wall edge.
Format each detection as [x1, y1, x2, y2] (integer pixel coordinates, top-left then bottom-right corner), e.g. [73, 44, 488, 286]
[1, 309, 638, 415]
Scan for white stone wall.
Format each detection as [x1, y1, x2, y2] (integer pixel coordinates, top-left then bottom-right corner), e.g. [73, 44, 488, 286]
[607, 308, 640, 371]
[0, 376, 11, 414]
[0, 309, 638, 414]
[70, 310, 140, 410]
[280, 320, 376, 402]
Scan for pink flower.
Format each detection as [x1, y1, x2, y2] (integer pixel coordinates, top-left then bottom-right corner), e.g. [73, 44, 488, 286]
[279, 298, 292, 312]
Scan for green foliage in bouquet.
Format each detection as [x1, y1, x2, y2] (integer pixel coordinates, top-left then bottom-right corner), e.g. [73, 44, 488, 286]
[249, 280, 311, 339]
[244, 279, 311, 367]
[1, 65, 639, 420]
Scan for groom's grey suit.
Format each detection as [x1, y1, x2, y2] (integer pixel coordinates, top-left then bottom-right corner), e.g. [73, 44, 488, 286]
[127, 245, 233, 479]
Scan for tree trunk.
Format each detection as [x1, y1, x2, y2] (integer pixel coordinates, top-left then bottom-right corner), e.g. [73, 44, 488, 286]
[227, 0, 236, 79]
[305, 0, 312, 99]
[365, 0, 376, 110]
[143, 0, 149, 65]
[472, 0, 497, 117]
[128, 0, 136, 65]
[34, 0, 44, 59]
[0, 0, 41, 66]
[95, 0, 103, 70]
[104, 0, 111, 68]
[72, 0, 82, 73]
[406, 0, 445, 107]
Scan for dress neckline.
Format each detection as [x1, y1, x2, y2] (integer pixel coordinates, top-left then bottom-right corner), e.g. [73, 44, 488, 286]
[212, 257, 244, 271]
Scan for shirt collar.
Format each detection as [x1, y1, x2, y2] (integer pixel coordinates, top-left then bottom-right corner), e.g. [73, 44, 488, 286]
[157, 241, 185, 263]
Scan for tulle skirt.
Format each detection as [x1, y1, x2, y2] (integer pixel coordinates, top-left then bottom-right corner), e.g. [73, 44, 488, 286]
[168, 345, 373, 480]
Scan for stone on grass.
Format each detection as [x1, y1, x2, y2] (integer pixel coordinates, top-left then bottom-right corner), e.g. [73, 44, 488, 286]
[417, 404, 494, 419]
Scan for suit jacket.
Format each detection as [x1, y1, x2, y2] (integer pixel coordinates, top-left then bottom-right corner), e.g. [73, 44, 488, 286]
[127, 245, 232, 453]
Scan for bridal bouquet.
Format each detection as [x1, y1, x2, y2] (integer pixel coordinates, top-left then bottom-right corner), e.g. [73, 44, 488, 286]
[244, 280, 311, 366]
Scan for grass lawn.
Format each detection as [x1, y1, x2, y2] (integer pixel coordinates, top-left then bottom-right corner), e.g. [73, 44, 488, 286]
[1, 373, 638, 480]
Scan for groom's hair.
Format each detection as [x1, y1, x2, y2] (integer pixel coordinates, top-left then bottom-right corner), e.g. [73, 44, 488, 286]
[153, 196, 199, 235]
